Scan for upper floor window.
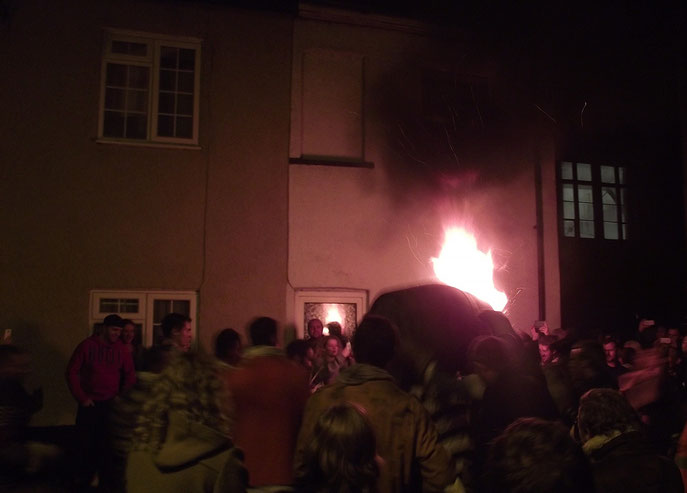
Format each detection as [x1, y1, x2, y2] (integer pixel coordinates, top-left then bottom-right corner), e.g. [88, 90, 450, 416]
[559, 161, 627, 240]
[98, 30, 201, 146]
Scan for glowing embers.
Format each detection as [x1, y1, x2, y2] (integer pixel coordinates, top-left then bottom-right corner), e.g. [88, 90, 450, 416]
[431, 227, 507, 311]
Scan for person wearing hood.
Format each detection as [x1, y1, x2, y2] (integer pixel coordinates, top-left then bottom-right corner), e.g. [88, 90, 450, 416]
[294, 315, 453, 493]
[126, 351, 247, 493]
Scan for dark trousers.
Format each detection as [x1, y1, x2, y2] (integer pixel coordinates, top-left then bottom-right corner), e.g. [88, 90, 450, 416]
[75, 400, 112, 484]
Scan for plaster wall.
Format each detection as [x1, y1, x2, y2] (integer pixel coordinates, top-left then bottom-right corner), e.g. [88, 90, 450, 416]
[1, 0, 291, 425]
[288, 14, 560, 334]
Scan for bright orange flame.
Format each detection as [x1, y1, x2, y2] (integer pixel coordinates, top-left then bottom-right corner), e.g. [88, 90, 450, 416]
[431, 227, 508, 311]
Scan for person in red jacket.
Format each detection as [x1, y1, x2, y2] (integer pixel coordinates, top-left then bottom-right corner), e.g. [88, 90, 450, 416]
[223, 317, 310, 489]
[66, 314, 135, 488]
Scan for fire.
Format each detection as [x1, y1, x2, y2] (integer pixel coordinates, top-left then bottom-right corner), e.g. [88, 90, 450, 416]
[323, 304, 344, 335]
[431, 227, 508, 311]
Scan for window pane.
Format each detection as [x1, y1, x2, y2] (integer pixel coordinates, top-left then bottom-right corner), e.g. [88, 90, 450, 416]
[103, 111, 125, 137]
[600, 165, 616, 183]
[602, 187, 617, 205]
[100, 299, 119, 312]
[604, 222, 619, 240]
[561, 161, 573, 180]
[125, 114, 147, 139]
[121, 299, 139, 313]
[563, 220, 576, 237]
[160, 47, 178, 69]
[578, 185, 593, 203]
[563, 201, 575, 219]
[105, 88, 125, 110]
[158, 115, 174, 136]
[177, 94, 193, 115]
[577, 162, 592, 181]
[128, 66, 149, 89]
[171, 300, 191, 315]
[127, 90, 147, 112]
[178, 71, 194, 92]
[578, 202, 594, 220]
[562, 184, 574, 202]
[158, 92, 175, 114]
[580, 220, 595, 238]
[111, 40, 148, 57]
[178, 48, 195, 70]
[176, 116, 193, 138]
[106, 63, 127, 86]
[603, 204, 618, 221]
[159, 69, 176, 91]
[618, 167, 625, 185]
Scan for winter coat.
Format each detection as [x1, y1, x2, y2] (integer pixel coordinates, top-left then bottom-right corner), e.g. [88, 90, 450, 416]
[223, 345, 310, 487]
[126, 411, 247, 493]
[584, 431, 682, 493]
[294, 363, 453, 493]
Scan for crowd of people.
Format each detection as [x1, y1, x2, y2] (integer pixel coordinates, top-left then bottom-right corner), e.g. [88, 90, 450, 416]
[3, 309, 687, 492]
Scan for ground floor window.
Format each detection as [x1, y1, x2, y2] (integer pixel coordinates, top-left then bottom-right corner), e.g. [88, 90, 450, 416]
[294, 289, 368, 339]
[89, 290, 197, 346]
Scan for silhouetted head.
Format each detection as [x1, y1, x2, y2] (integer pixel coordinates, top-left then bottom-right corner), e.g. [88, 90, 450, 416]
[352, 315, 398, 368]
[249, 316, 278, 346]
[298, 402, 379, 492]
[215, 328, 242, 365]
[483, 417, 594, 493]
[576, 388, 640, 443]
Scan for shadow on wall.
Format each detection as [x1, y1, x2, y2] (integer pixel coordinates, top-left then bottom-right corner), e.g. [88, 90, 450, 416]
[11, 320, 75, 426]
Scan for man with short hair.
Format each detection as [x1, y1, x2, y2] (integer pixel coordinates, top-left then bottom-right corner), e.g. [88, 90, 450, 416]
[223, 317, 309, 488]
[306, 318, 323, 340]
[602, 336, 627, 385]
[159, 312, 192, 352]
[294, 315, 453, 493]
[66, 314, 136, 486]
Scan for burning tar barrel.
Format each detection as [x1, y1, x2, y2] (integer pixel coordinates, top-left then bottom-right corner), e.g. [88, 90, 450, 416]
[367, 283, 517, 389]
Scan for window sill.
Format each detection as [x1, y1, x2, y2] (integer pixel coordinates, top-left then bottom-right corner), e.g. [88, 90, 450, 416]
[289, 157, 373, 168]
[95, 138, 201, 150]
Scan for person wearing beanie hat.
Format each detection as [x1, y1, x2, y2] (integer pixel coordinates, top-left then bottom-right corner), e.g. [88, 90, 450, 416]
[66, 314, 136, 487]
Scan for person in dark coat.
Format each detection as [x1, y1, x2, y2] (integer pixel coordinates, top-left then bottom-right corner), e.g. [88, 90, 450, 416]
[576, 388, 683, 493]
[469, 335, 559, 477]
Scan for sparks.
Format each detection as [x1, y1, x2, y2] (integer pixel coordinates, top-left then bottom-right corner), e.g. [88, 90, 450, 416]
[431, 227, 508, 311]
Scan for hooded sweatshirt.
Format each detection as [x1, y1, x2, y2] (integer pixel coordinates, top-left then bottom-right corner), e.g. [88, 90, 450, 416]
[66, 335, 135, 403]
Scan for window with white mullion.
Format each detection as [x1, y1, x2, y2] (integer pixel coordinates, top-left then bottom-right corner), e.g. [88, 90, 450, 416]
[102, 61, 151, 140]
[99, 30, 200, 146]
[153, 42, 198, 141]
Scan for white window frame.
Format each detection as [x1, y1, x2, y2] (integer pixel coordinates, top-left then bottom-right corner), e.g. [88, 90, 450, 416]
[90, 290, 197, 346]
[294, 288, 368, 338]
[97, 29, 202, 147]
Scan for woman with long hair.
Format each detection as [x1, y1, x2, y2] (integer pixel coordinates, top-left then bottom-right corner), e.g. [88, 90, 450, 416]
[297, 402, 379, 493]
[126, 351, 246, 493]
